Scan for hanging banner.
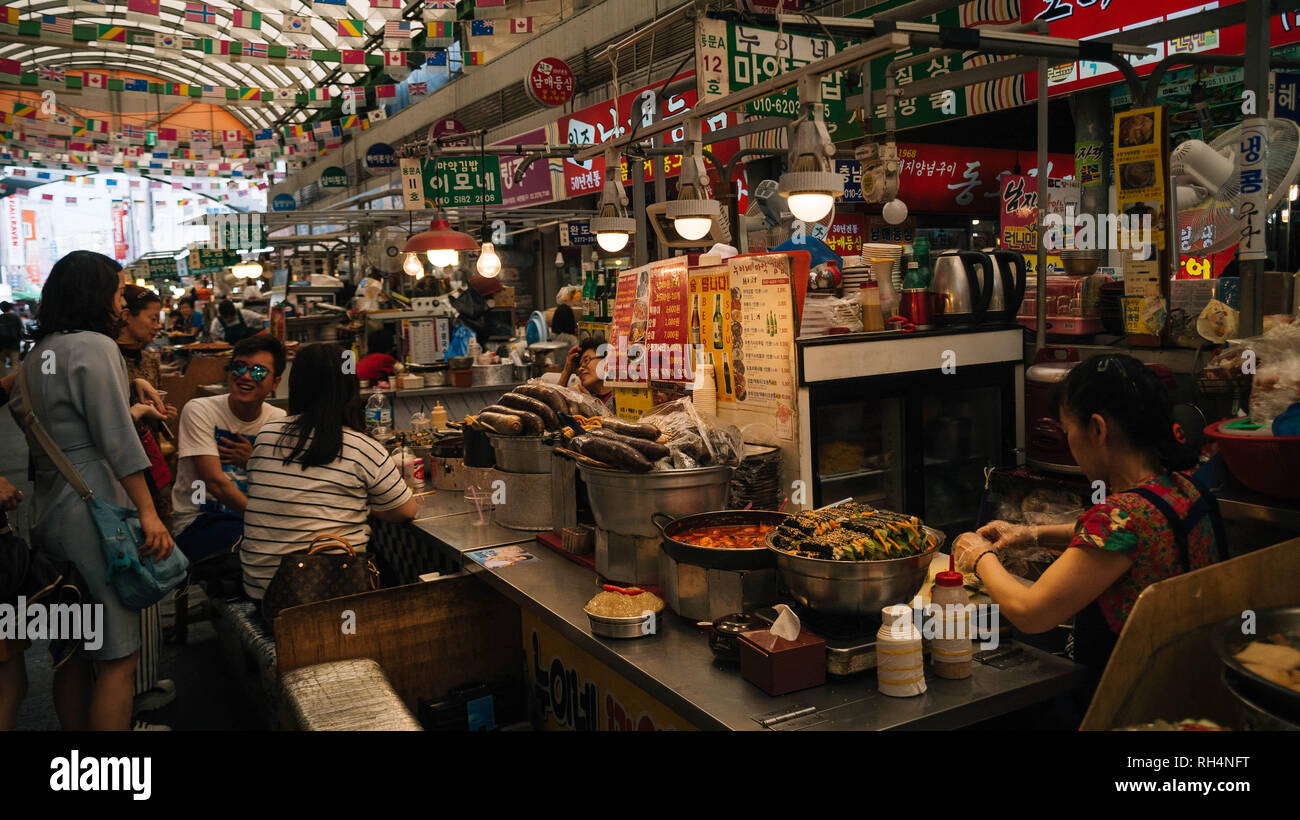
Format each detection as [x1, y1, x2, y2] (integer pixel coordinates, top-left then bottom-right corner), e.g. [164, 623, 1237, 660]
[688, 264, 734, 400]
[493, 128, 554, 208]
[555, 71, 740, 199]
[1237, 117, 1270, 261]
[431, 155, 503, 207]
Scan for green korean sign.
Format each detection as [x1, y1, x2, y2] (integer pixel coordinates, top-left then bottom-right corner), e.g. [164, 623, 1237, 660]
[399, 155, 502, 209]
[720, 22, 847, 124]
[188, 248, 238, 274]
[319, 166, 348, 188]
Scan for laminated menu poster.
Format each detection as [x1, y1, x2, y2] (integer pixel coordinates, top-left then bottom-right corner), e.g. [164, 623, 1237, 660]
[722, 254, 798, 442]
[1113, 105, 1168, 250]
[688, 264, 736, 400]
[603, 259, 689, 388]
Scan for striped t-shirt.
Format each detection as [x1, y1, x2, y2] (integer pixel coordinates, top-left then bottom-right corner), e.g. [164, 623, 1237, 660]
[240, 417, 412, 600]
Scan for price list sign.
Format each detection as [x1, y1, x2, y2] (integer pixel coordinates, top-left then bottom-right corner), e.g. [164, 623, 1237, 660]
[726, 255, 797, 441]
[688, 265, 736, 400]
[604, 266, 646, 388]
[645, 259, 691, 382]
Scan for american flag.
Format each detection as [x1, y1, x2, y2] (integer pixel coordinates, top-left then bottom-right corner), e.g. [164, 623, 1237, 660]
[41, 15, 73, 37]
[383, 21, 413, 41]
[38, 65, 66, 83]
[286, 44, 312, 60]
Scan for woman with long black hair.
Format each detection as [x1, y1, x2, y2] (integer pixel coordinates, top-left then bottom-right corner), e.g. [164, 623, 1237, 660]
[6, 251, 175, 731]
[952, 354, 1223, 685]
[240, 343, 418, 600]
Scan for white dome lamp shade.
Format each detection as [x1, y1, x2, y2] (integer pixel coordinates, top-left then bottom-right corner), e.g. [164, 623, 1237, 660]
[778, 109, 843, 224]
[589, 147, 635, 253]
[882, 198, 909, 225]
[668, 119, 722, 242]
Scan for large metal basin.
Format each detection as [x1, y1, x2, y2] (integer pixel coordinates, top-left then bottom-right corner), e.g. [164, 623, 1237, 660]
[578, 464, 733, 585]
[577, 464, 732, 538]
[767, 527, 946, 617]
[488, 433, 554, 474]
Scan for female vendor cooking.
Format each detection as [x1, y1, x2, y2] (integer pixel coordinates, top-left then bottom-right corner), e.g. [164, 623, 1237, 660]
[952, 354, 1223, 684]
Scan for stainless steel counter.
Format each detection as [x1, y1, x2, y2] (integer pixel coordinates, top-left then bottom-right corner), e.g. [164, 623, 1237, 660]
[404, 505, 1088, 731]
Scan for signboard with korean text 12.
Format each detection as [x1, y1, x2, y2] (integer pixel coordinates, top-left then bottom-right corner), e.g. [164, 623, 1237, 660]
[434, 156, 503, 208]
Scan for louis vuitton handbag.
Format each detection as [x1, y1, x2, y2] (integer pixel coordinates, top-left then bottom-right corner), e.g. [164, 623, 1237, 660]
[262, 534, 379, 627]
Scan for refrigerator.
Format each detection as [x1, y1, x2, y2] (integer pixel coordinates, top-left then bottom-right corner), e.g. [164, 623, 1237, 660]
[796, 326, 1025, 537]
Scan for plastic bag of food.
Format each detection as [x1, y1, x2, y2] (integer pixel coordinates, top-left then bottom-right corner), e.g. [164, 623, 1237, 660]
[639, 398, 744, 469]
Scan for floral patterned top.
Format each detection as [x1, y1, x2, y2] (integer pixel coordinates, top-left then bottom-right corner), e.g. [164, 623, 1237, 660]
[1069, 472, 1219, 634]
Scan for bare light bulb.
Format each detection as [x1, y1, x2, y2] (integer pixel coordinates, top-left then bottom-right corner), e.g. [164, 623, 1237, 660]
[426, 248, 458, 268]
[673, 216, 713, 242]
[595, 231, 629, 253]
[882, 198, 909, 225]
[786, 192, 835, 223]
[402, 252, 424, 277]
[476, 242, 502, 277]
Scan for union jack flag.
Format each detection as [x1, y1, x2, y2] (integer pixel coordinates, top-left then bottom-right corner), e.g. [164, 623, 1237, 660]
[286, 44, 312, 60]
[409, 81, 428, 96]
[189, 128, 210, 142]
[37, 65, 66, 83]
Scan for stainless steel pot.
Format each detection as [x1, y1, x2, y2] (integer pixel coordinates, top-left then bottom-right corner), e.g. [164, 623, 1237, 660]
[473, 362, 515, 386]
[578, 463, 733, 585]
[766, 527, 946, 616]
[1212, 606, 1300, 724]
[488, 433, 554, 474]
[652, 510, 786, 621]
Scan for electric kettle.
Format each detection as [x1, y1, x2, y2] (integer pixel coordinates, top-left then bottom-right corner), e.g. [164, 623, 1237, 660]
[931, 250, 994, 326]
[985, 249, 1029, 322]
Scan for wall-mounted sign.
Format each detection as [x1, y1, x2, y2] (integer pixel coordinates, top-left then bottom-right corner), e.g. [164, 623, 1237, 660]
[432, 117, 469, 147]
[399, 156, 503, 209]
[319, 166, 348, 188]
[494, 128, 555, 208]
[363, 142, 397, 176]
[526, 57, 575, 107]
[271, 193, 296, 212]
[563, 221, 595, 245]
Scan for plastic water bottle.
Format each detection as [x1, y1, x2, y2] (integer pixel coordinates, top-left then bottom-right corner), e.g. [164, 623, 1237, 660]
[365, 392, 392, 439]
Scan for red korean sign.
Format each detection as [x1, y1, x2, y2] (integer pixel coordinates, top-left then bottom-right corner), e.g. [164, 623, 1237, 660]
[852, 143, 1075, 215]
[1024, 0, 1300, 99]
[526, 57, 575, 107]
[555, 71, 741, 199]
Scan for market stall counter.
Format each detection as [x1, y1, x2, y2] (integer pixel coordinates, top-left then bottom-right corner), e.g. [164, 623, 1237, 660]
[399, 503, 1088, 731]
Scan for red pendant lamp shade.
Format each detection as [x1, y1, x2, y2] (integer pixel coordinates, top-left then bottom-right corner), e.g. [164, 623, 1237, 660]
[402, 219, 478, 255]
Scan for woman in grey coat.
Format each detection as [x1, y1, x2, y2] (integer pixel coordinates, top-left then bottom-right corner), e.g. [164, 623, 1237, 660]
[8, 251, 174, 731]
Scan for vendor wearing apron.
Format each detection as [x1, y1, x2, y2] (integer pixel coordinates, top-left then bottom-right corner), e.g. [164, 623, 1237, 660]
[951, 355, 1223, 696]
[212, 300, 264, 344]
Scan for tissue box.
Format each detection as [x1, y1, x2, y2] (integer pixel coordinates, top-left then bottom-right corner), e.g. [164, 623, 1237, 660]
[736, 629, 826, 696]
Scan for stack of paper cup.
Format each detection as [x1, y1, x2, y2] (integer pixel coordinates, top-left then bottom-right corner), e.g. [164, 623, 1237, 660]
[693, 361, 717, 417]
[877, 604, 927, 697]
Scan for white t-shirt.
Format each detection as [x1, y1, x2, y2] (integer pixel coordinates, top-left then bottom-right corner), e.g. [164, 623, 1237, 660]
[239, 418, 412, 599]
[170, 394, 287, 535]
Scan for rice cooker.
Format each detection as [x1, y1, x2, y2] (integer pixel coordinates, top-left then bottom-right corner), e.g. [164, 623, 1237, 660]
[1025, 347, 1082, 473]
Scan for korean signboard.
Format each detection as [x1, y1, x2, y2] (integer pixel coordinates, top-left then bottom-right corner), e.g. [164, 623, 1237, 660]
[998, 175, 1080, 252]
[1075, 140, 1103, 188]
[836, 143, 1075, 215]
[1027, 1, 1300, 100]
[1113, 106, 1167, 250]
[493, 128, 554, 208]
[825, 213, 863, 256]
[555, 71, 740, 200]
[526, 57, 575, 107]
[400, 155, 503, 209]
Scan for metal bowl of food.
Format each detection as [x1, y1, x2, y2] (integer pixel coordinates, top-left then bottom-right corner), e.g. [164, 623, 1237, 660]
[584, 588, 666, 639]
[766, 526, 945, 616]
[1210, 606, 1300, 723]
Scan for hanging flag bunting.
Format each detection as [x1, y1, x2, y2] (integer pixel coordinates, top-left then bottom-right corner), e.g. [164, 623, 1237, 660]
[273, 87, 297, 103]
[156, 32, 183, 55]
[426, 21, 452, 40]
[285, 44, 313, 61]
[36, 64, 66, 88]
[470, 20, 495, 36]
[409, 80, 429, 96]
[202, 39, 229, 55]
[465, 51, 486, 67]
[368, 0, 403, 20]
[424, 0, 457, 20]
[189, 128, 211, 145]
[339, 50, 368, 72]
[222, 129, 243, 148]
[201, 85, 226, 102]
[82, 71, 108, 90]
[183, 2, 220, 36]
[232, 10, 262, 31]
[125, 0, 159, 23]
[383, 50, 408, 68]
[367, 108, 387, 125]
[427, 49, 448, 67]
[374, 84, 396, 100]
[124, 124, 146, 142]
[340, 114, 360, 130]
[254, 128, 275, 144]
[96, 24, 128, 45]
[337, 18, 365, 39]
[306, 87, 332, 107]
[122, 78, 148, 93]
[240, 42, 269, 63]
[510, 17, 533, 34]
[41, 15, 75, 43]
[283, 15, 314, 43]
[383, 20, 413, 45]
[0, 7, 18, 33]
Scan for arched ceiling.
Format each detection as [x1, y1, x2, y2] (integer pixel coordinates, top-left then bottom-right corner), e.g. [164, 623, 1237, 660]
[0, 1, 378, 130]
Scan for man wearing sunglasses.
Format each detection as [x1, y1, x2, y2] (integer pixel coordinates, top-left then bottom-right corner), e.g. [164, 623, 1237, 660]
[170, 335, 287, 571]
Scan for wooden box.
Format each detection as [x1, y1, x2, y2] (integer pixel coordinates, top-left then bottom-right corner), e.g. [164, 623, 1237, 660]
[737, 628, 826, 696]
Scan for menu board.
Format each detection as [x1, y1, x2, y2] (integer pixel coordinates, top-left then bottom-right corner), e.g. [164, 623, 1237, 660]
[604, 266, 647, 388]
[645, 259, 691, 383]
[724, 255, 798, 442]
[688, 265, 736, 401]
[1113, 105, 1167, 249]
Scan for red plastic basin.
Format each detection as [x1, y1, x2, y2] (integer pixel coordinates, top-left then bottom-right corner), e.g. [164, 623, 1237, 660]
[1204, 419, 1300, 500]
